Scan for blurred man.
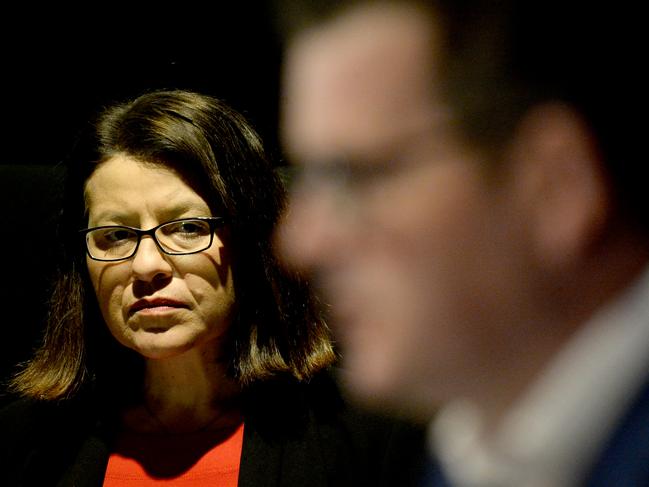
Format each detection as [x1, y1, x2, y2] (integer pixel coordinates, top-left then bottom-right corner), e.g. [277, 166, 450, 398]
[276, 0, 649, 485]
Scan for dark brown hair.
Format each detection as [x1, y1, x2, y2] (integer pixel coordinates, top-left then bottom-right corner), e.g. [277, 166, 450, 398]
[11, 89, 335, 401]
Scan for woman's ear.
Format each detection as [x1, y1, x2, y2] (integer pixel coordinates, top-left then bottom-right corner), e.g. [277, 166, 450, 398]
[506, 102, 609, 270]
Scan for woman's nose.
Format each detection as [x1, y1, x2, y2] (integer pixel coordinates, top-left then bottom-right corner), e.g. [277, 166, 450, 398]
[130, 235, 173, 283]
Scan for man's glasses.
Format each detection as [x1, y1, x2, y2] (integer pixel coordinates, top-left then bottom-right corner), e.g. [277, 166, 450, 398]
[80, 217, 227, 262]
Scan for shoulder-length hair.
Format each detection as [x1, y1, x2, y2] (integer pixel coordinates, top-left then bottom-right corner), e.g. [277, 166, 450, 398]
[11, 89, 335, 401]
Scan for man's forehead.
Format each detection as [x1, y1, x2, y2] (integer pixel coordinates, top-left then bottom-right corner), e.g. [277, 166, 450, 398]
[283, 2, 442, 163]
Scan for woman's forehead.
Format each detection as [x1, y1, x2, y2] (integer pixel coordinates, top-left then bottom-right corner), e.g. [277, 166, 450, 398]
[84, 155, 211, 221]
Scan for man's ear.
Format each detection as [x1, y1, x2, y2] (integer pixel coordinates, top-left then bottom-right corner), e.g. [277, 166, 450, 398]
[506, 103, 609, 269]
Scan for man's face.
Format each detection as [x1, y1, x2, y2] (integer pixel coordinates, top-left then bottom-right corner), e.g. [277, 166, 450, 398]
[278, 4, 534, 417]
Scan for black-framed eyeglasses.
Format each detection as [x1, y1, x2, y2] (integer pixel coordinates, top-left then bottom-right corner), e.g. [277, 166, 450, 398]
[80, 217, 227, 262]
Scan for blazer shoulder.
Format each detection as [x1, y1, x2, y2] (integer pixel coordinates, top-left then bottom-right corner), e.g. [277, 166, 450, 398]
[0, 397, 49, 441]
[240, 369, 428, 487]
[0, 395, 97, 451]
[0, 397, 58, 485]
[306, 370, 429, 487]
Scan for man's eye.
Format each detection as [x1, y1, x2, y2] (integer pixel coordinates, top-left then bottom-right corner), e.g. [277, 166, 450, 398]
[300, 157, 395, 189]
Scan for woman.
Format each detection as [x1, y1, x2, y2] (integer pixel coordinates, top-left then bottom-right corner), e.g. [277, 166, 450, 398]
[0, 90, 424, 486]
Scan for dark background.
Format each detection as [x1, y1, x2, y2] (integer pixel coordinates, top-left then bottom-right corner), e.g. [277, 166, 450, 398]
[1, 3, 284, 166]
[0, 3, 285, 402]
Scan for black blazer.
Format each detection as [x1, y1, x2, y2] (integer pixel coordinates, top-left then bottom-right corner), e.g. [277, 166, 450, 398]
[0, 373, 427, 487]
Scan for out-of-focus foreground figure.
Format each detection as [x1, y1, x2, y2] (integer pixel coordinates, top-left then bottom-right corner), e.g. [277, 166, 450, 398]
[276, 0, 649, 485]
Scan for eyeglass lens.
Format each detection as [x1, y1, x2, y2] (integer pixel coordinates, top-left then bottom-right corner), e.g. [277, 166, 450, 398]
[86, 219, 214, 260]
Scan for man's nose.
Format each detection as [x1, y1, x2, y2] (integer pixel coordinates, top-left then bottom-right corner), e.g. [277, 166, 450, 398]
[276, 180, 357, 272]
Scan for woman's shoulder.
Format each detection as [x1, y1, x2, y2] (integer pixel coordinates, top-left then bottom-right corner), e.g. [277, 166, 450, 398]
[0, 394, 109, 486]
[241, 367, 348, 424]
[242, 368, 428, 486]
[0, 396, 49, 438]
[0, 394, 98, 447]
[310, 370, 429, 485]
[0, 396, 59, 482]
[243, 367, 421, 428]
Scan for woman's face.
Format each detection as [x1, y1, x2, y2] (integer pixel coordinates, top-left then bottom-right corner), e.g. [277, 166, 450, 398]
[84, 155, 236, 360]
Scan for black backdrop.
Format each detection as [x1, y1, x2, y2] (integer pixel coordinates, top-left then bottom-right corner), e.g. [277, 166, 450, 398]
[1, 3, 283, 165]
[0, 3, 284, 402]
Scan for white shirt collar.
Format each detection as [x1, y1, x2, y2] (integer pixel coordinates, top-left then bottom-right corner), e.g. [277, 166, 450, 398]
[430, 265, 649, 487]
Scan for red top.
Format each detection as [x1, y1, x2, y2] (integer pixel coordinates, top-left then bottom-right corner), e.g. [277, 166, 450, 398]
[103, 422, 244, 486]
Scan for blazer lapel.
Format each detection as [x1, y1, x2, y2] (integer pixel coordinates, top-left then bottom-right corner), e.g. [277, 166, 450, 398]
[56, 432, 111, 487]
[238, 417, 284, 487]
[238, 380, 329, 487]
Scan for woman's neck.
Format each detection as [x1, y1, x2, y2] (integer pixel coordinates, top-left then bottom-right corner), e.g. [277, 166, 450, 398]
[126, 347, 242, 434]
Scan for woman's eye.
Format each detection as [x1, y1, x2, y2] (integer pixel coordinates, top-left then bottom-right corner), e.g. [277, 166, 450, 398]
[178, 222, 202, 233]
[105, 229, 133, 242]
[163, 220, 210, 236]
[89, 227, 136, 251]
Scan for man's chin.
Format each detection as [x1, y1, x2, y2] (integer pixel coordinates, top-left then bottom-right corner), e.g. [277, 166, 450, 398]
[335, 355, 434, 421]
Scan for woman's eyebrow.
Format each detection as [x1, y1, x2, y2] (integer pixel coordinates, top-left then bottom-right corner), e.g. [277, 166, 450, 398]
[88, 203, 212, 227]
[86, 211, 131, 226]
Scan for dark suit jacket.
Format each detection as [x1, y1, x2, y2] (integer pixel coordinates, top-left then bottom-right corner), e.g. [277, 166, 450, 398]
[420, 377, 649, 487]
[581, 376, 649, 487]
[0, 373, 426, 487]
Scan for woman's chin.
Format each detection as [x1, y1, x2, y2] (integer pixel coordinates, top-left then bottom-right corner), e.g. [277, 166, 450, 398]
[127, 327, 201, 360]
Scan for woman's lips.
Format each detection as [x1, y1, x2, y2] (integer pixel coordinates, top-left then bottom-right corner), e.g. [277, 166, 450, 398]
[129, 298, 188, 316]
